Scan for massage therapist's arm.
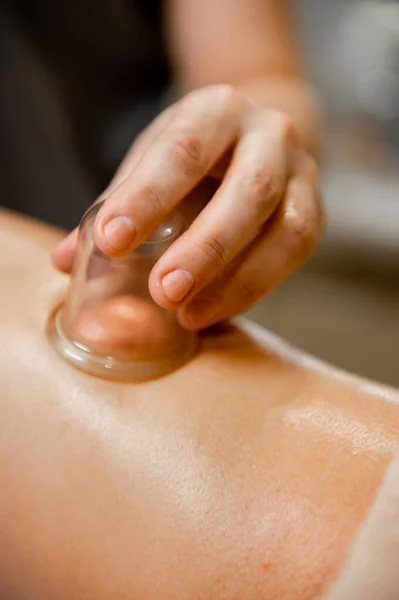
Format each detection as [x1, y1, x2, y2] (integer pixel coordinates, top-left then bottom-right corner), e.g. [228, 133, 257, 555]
[168, 0, 322, 156]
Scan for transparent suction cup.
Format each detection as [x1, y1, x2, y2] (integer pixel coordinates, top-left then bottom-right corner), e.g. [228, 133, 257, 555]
[47, 201, 198, 381]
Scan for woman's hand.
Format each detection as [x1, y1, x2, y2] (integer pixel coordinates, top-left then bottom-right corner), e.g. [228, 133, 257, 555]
[53, 85, 323, 331]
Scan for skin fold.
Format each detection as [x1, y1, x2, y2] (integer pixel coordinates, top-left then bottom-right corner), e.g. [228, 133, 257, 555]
[1, 210, 399, 599]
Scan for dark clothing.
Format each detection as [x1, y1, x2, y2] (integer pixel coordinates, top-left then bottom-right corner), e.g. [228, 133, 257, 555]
[0, 0, 171, 228]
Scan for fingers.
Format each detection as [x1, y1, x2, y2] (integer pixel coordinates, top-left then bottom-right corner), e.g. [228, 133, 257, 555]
[93, 86, 245, 256]
[51, 227, 78, 273]
[103, 105, 176, 196]
[177, 155, 323, 330]
[51, 107, 176, 273]
[148, 124, 290, 309]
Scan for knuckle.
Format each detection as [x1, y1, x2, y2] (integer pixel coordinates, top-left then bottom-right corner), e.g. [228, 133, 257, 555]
[237, 276, 266, 306]
[212, 84, 246, 115]
[184, 83, 237, 107]
[171, 132, 205, 176]
[246, 171, 282, 206]
[212, 83, 237, 106]
[194, 235, 227, 269]
[182, 86, 207, 105]
[278, 114, 299, 144]
[284, 205, 319, 256]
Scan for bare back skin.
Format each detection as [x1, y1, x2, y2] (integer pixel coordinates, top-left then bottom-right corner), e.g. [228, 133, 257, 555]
[0, 210, 398, 599]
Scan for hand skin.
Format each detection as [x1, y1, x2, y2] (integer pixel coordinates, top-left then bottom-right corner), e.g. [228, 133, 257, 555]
[2, 209, 399, 600]
[52, 0, 324, 332]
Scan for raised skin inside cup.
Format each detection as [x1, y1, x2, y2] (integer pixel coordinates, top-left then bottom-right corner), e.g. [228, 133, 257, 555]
[71, 295, 176, 361]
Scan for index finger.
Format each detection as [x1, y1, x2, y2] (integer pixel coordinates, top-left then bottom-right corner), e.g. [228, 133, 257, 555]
[93, 86, 246, 256]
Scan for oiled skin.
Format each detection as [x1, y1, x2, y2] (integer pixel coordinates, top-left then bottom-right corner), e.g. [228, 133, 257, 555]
[0, 210, 399, 600]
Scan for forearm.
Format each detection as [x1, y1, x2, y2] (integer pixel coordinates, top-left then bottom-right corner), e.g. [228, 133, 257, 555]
[167, 0, 324, 160]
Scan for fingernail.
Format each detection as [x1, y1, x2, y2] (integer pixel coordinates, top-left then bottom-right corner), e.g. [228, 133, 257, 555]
[162, 269, 195, 303]
[103, 216, 136, 252]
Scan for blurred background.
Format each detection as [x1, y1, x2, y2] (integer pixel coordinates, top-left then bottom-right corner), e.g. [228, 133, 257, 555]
[0, 0, 398, 385]
[249, 0, 399, 386]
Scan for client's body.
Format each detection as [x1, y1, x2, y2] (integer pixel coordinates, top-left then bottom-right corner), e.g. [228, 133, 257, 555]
[1, 210, 398, 600]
